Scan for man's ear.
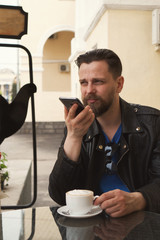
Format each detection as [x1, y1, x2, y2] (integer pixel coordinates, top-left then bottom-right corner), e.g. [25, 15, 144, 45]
[116, 76, 124, 93]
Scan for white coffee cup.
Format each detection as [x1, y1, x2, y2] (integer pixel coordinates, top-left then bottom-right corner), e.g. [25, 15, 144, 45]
[66, 189, 95, 215]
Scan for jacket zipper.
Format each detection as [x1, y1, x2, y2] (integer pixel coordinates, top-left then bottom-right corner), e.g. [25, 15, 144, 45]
[117, 147, 131, 191]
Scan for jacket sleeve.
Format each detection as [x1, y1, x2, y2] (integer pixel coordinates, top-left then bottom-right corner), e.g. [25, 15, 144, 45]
[137, 179, 160, 213]
[137, 116, 160, 213]
[48, 128, 88, 205]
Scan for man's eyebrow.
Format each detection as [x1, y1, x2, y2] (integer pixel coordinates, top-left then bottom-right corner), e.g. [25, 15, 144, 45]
[79, 79, 86, 82]
[92, 78, 106, 81]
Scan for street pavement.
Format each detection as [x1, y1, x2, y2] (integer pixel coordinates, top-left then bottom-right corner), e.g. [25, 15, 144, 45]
[1, 132, 63, 208]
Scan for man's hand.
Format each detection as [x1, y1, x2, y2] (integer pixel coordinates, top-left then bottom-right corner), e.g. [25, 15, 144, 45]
[65, 104, 94, 139]
[94, 189, 146, 218]
[64, 104, 95, 161]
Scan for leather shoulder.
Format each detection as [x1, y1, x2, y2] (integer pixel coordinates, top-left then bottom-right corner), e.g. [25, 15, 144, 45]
[130, 104, 160, 116]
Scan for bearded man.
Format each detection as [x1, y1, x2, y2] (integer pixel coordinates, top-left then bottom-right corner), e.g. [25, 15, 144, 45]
[49, 49, 160, 217]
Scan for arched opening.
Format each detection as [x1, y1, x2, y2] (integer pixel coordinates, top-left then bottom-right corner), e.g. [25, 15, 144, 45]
[42, 31, 74, 92]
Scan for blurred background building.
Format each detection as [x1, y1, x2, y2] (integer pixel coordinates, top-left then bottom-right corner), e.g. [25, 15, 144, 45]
[0, 0, 160, 132]
[1, 0, 160, 214]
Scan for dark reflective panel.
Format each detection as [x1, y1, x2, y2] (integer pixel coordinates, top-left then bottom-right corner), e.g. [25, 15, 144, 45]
[51, 207, 160, 240]
[1, 207, 160, 240]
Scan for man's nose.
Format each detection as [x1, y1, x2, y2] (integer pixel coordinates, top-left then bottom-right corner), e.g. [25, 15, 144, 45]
[86, 83, 95, 94]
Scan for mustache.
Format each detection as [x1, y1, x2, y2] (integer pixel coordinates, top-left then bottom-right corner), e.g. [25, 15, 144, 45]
[84, 94, 101, 101]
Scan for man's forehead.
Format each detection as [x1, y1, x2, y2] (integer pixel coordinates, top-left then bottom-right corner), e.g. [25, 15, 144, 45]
[78, 60, 110, 78]
[79, 60, 109, 69]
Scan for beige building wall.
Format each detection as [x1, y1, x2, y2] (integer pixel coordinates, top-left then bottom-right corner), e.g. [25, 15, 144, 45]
[20, 0, 75, 55]
[43, 31, 74, 92]
[70, 1, 160, 110]
[18, 0, 160, 122]
[108, 10, 160, 108]
[85, 9, 160, 108]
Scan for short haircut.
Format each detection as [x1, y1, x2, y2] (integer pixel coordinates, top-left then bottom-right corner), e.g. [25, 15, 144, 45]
[75, 49, 122, 79]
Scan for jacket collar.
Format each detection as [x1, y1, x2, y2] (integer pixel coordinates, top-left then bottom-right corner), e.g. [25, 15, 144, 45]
[84, 97, 143, 142]
[120, 98, 143, 134]
[85, 119, 101, 142]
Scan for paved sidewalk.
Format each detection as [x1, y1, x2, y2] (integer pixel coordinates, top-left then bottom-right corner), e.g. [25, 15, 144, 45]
[1, 132, 63, 208]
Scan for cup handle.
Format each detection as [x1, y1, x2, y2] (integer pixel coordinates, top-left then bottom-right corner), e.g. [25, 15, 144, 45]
[93, 195, 99, 203]
[92, 195, 101, 210]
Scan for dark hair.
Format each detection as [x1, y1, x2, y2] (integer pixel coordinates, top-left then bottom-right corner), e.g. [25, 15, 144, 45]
[75, 49, 122, 79]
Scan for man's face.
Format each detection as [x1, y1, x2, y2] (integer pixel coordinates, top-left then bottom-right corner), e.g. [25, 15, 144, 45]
[79, 60, 123, 117]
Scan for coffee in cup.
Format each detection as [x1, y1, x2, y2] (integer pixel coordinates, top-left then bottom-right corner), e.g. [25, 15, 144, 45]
[66, 189, 94, 215]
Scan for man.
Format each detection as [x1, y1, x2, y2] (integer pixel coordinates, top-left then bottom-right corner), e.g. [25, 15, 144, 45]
[49, 49, 160, 217]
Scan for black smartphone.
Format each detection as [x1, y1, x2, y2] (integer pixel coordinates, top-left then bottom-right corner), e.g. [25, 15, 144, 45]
[59, 97, 84, 116]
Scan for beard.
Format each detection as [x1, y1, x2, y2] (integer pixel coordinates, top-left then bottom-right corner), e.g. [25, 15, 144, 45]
[82, 93, 115, 117]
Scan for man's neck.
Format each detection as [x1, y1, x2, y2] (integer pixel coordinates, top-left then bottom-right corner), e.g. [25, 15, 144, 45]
[97, 100, 121, 141]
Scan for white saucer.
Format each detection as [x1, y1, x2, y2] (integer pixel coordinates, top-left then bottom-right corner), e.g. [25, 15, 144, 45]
[57, 205, 102, 218]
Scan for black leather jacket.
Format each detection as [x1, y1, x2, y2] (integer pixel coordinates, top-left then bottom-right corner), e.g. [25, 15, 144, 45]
[49, 98, 160, 213]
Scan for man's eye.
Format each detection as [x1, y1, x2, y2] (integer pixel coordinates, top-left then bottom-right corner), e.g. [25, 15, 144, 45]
[80, 81, 87, 86]
[94, 80, 104, 85]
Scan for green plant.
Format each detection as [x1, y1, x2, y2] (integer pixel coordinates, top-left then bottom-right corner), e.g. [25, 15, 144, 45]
[0, 152, 9, 189]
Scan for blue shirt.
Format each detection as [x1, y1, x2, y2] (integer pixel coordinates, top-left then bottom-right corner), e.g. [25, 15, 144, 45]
[100, 124, 130, 193]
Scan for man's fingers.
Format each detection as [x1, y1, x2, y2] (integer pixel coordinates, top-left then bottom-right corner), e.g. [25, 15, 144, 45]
[67, 104, 78, 119]
[94, 191, 115, 205]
